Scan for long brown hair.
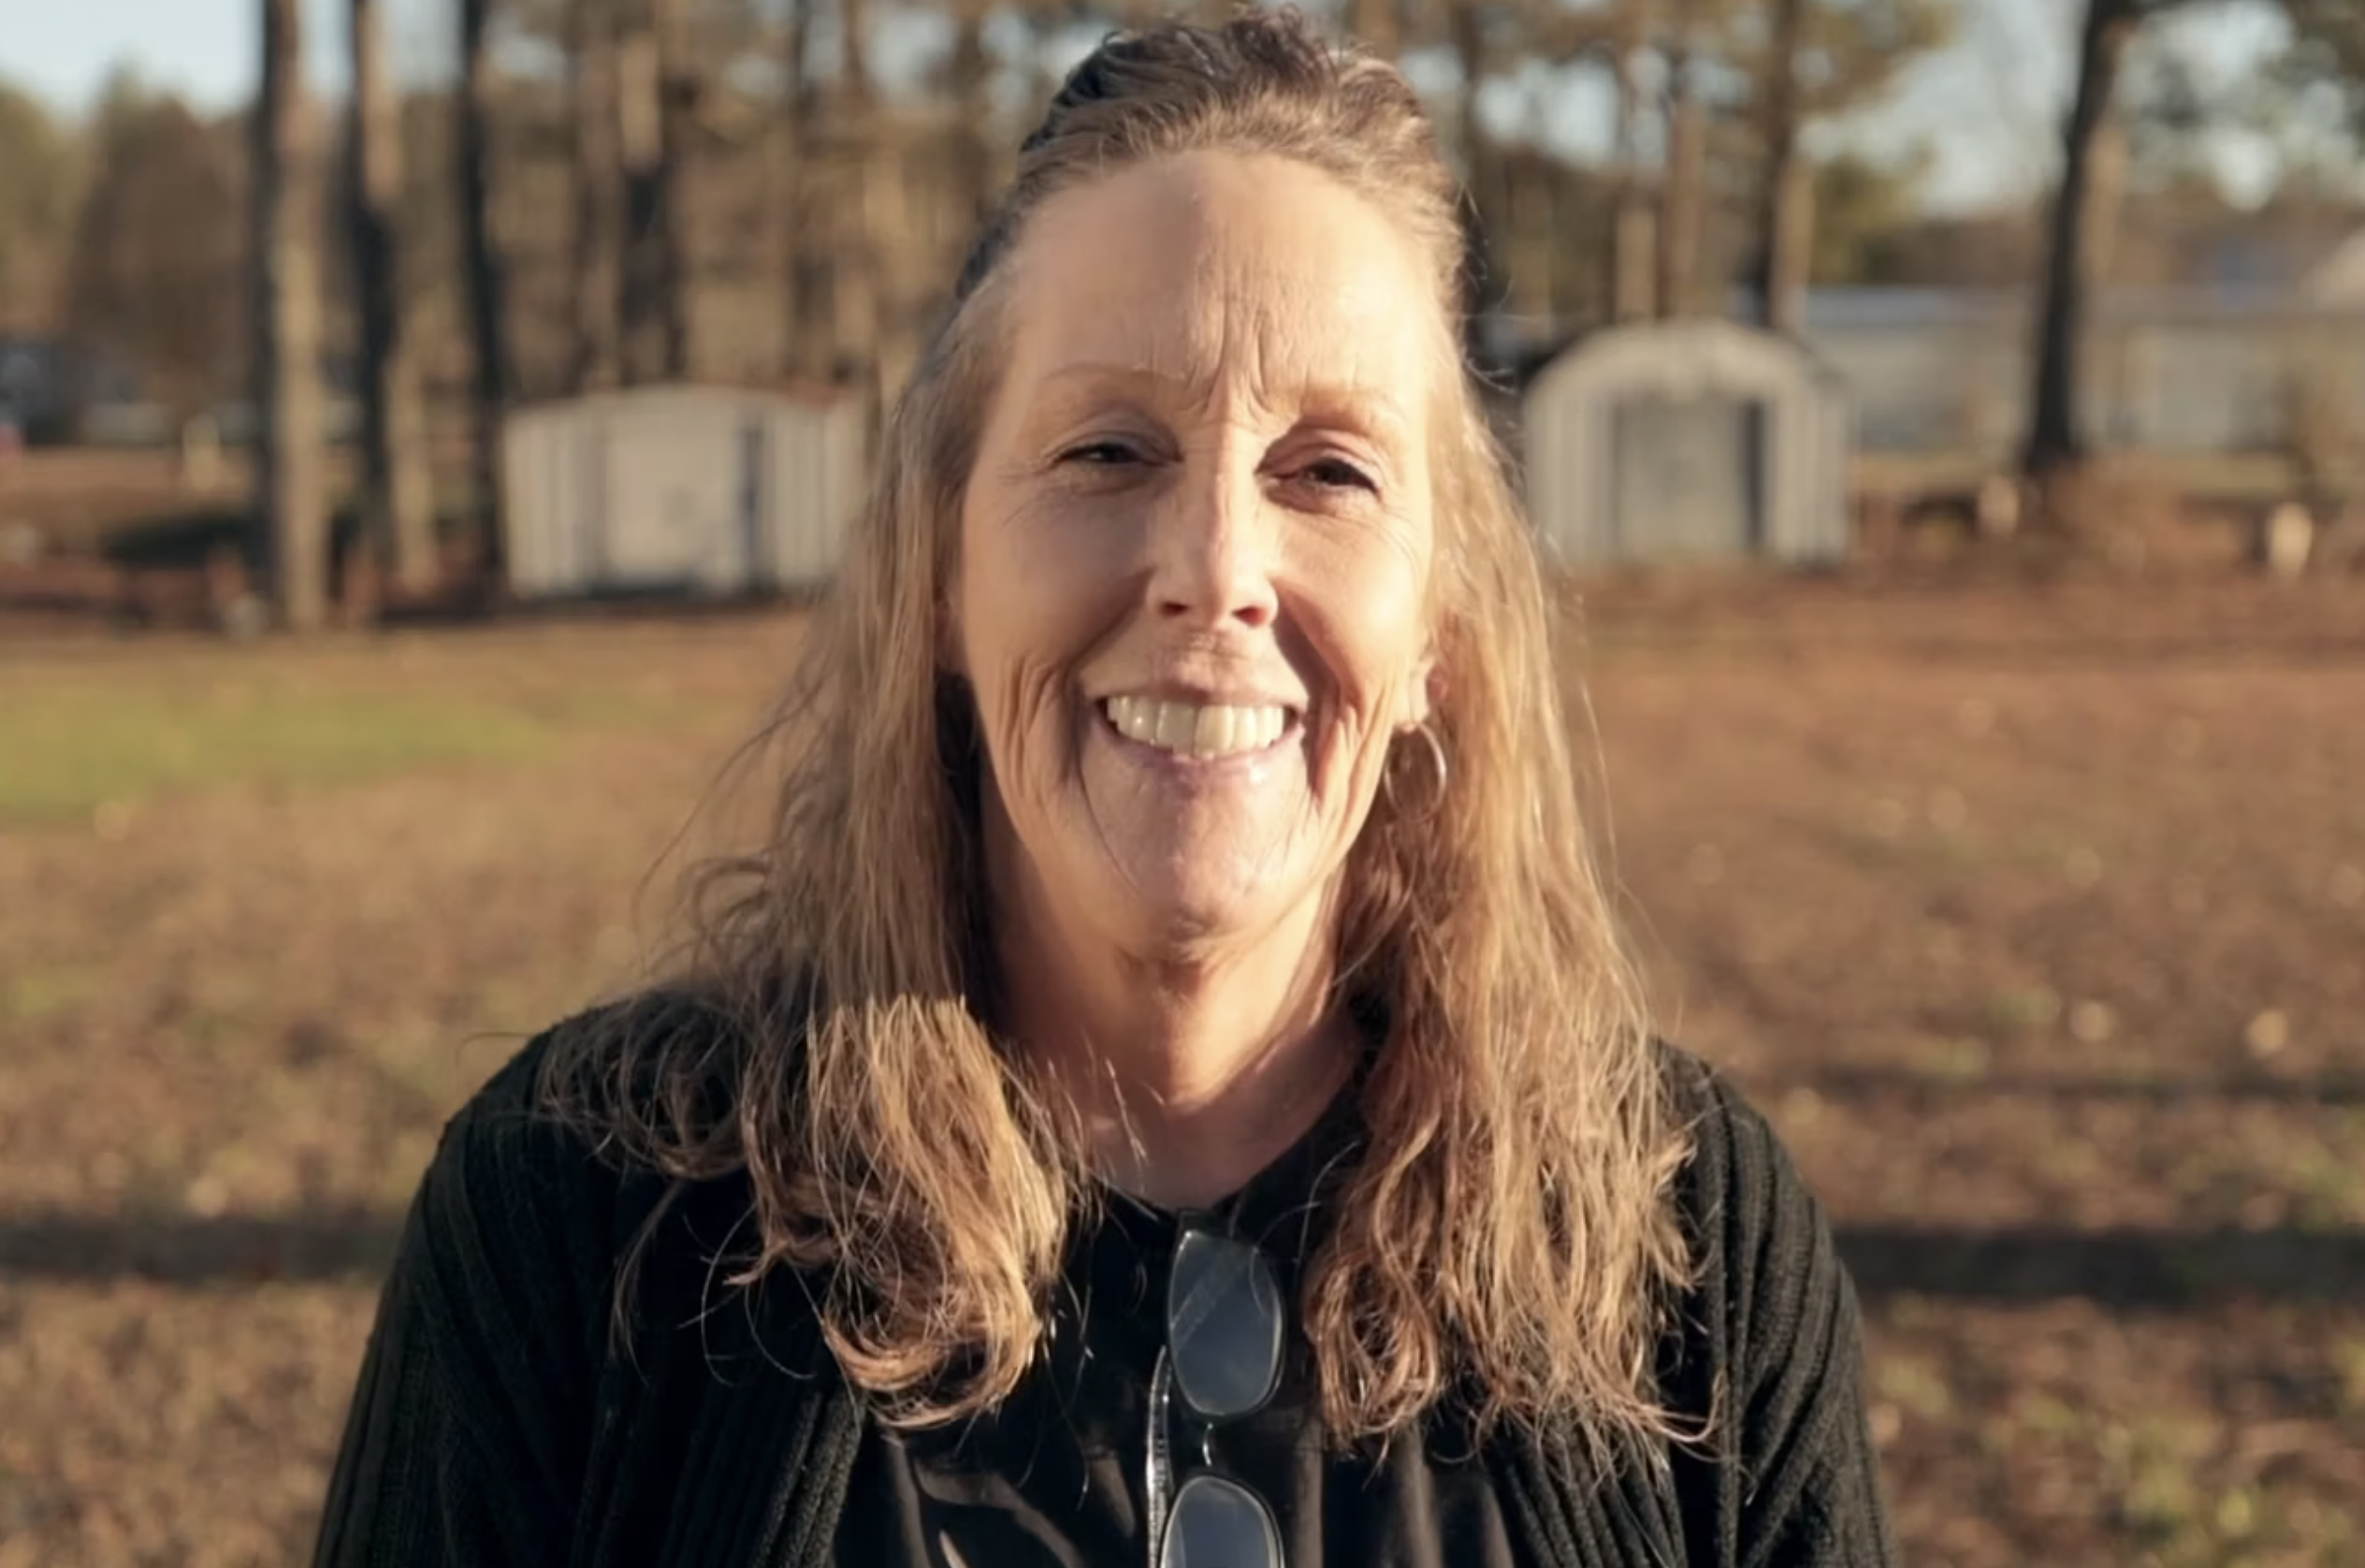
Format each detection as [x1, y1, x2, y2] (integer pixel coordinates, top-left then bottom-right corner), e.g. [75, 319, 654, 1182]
[544, 7, 1692, 1460]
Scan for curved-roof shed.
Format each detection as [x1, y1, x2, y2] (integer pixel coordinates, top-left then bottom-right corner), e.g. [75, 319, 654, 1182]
[1522, 319, 1853, 568]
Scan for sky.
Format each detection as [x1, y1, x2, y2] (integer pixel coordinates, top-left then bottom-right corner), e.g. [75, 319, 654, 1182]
[0, 0, 2298, 215]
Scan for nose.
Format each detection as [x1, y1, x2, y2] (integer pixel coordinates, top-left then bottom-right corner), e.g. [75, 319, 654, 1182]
[1144, 456, 1278, 631]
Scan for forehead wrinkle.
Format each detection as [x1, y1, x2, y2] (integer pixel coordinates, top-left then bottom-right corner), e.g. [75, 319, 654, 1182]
[1034, 285, 1421, 440]
[1000, 157, 1437, 440]
[1195, 238, 1435, 438]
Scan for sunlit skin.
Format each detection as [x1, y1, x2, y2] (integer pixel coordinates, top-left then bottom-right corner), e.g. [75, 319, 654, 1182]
[949, 151, 1446, 1206]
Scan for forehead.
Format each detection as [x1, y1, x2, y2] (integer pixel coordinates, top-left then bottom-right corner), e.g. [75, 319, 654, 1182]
[997, 151, 1444, 410]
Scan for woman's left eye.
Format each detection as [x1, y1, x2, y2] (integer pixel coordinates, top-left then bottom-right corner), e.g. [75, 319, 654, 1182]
[1060, 440, 1141, 466]
[1300, 457, 1377, 492]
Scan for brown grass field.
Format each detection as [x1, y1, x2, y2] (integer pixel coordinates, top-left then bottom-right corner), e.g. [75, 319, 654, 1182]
[2, 572, 2361, 1566]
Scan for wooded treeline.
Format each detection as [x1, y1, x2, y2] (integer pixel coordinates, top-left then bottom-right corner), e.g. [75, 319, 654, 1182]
[3, 0, 2362, 626]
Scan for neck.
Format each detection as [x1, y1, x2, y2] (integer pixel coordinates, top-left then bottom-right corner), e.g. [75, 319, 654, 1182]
[988, 847, 1358, 1211]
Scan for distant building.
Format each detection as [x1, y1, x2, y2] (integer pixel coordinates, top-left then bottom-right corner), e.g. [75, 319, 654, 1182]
[501, 384, 870, 601]
[0, 338, 143, 444]
[1520, 320, 1853, 568]
[1794, 283, 2365, 457]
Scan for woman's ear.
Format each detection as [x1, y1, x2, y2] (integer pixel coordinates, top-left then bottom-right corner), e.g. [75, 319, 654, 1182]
[1398, 654, 1441, 732]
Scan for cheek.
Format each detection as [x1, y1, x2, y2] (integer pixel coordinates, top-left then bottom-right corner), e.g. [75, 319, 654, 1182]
[956, 501, 1111, 785]
[959, 595, 1061, 775]
[1289, 537, 1433, 820]
[960, 481, 1131, 640]
[1299, 527, 1434, 718]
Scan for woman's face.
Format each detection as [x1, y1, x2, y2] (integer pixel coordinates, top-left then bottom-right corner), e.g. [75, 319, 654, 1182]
[952, 150, 1442, 960]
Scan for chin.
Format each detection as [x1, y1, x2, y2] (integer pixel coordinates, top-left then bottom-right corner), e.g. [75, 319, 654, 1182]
[1093, 853, 1304, 956]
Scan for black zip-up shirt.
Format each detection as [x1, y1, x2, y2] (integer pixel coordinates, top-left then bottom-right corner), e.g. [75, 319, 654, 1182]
[311, 1009, 1896, 1568]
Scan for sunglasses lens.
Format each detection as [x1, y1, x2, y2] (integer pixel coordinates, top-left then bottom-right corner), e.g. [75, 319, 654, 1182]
[1160, 1473, 1283, 1568]
[1167, 1228, 1284, 1420]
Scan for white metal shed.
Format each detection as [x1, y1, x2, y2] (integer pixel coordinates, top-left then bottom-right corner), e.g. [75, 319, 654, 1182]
[501, 384, 869, 600]
[1522, 320, 1853, 568]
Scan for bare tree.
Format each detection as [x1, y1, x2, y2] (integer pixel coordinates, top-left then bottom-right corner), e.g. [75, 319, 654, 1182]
[65, 94, 243, 424]
[456, 0, 511, 568]
[1348, 0, 1405, 60]
[1611, 0, 1658, 322]
[1741, 0, 1955, 333]
[617, 0, 698, 384]
[569, 0, 622, 392]
[1443, 3, 1501, 352]
[1747, 0, 1811, 333]
[1655, 0, 1710, 318]
[776, 0, 887, 389]
[775, 0, 820, 381]
[349, 0, 437, 598]
[830, 0, 882, 390]
[946, 0, 997, 237]
[617, 0, 664, 382]
[2278, 0, 2365, 138]
[256, 0, 330, 631]
[0, 84, 80, 336]
[2024, 0, 2168, 481]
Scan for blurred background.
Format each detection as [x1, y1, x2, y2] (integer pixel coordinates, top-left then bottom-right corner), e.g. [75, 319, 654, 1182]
[1, 0, 2362, 1564]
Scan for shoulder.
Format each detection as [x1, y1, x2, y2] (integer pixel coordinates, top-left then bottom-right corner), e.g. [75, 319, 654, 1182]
[404, 991, 747, 1326]
[1655, 1038, 1829, 1268]
[425, 995, 681, 1206]
[1649, 1051, 1898, 1560]
[1652, 1038, 1861, 1394]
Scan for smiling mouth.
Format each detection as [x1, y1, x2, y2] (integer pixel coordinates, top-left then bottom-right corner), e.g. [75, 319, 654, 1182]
[1101, 695, 1298, 760]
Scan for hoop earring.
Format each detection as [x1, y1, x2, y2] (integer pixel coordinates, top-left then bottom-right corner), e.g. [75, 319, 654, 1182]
[1384, 720, 1450, 818]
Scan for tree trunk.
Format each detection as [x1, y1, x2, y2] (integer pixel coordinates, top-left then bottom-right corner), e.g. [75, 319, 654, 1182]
[613, 0, 693, 384]
[1445, 3, 1497, 361]
[2024, 0, 2140, 481]
[2083, 113, 2128, 290]
[1511, 158, 1562, 325]
[349, 0, 437, 599]
[776, 0, 818, 381]
[1348, 0, 1401, 59]
[843, 0, 873, 108]
[617, 1, 667, 384]
[1765, 156, 1816, 336]
[867, 148, 916, 402]
[950, 0, 995, 238]
[829, 147, 882, 398]
[655, 0, 695, 379]
[456, 0, 510, 573]
[1612, 0, 1657, 323]
[569, 0, 621, 393]
[1657, 21, 1709, 320]
[256, 0, 329, 632]
[829, 0, 881, 393]
[1748, 0, 1810, 334]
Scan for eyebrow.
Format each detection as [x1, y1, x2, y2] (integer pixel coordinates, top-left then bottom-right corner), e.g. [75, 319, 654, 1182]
[1030, 360, 1416, 443]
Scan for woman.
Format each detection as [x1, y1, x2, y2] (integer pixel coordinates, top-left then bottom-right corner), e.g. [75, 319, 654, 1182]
[313, 12, 1894, 1568]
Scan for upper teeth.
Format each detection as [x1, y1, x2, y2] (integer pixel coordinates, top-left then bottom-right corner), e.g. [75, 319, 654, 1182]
[1104, 696, 1287, 758]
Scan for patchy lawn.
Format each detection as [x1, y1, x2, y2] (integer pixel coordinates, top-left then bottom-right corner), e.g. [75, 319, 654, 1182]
[2, 574, 2360, 1565]
[0, 627, 753, 826]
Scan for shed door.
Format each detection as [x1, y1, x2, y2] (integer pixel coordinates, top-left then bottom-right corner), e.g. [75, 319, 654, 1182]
[737, 416, 767, 587]
[1608, 394, 1764, 559]
[599, 408, 747, 590]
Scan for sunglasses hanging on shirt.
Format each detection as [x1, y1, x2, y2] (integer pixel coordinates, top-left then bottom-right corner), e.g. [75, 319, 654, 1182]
[1146, 1219, 1287, 1568]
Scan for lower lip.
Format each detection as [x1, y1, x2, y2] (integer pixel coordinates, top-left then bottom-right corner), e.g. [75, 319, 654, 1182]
[1095, 707, 1302, 777]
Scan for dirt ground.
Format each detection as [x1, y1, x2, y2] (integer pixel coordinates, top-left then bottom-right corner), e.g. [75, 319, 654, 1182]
[2, 573, 2360, 1566]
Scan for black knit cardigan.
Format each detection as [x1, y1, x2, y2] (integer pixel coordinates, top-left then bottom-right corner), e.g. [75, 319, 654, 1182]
[311, 1012, 1897, 1568]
